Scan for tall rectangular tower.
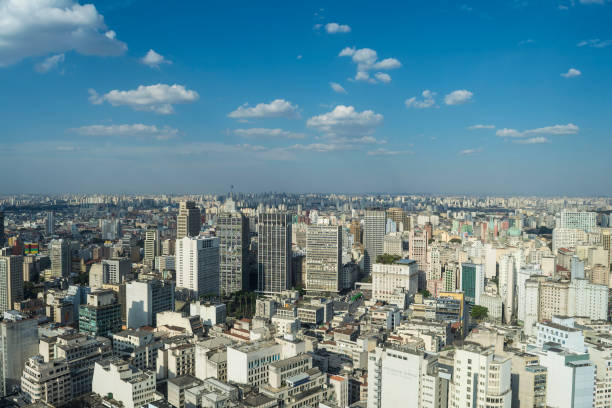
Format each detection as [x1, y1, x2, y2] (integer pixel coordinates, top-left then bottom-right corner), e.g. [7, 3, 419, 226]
[363, 209, 386, 275]
[257, 212, 292, 294]
[305, 225, 342, 293]
[177, 201, 201, 239]
[218, 206, 249, 295]
[176, 236, 220, 297]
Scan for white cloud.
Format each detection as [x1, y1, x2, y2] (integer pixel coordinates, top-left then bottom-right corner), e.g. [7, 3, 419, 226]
[141, 49, 171, 68]
[405, 90, 436, 108]
[374, 72, 391, 83]
[468, 124, 495, 130]
[367, 148, 413, 156]
[35, 53, 65, 73]
[444, 89, 473, 105]
[234, 128, 305, 139]
[561, 68, 581, 78]
[70, 124, 179, 140]
[496, 123, 579, 138]
[518, 39, 534, 45]
[296, 54, 303, 60]
[89, 83, 199, 114]
[459, 147, 482, 155]
[0, 0, 126, 67]
[579, 0, 606, 4]
[330, 82, 347, 94]
[339, 46, 401, 84]
[514, 136, 550, 144]
[307, 105, 383, 138]
[558, 4, 569, 9]
[577, 39, 612, 48]
[228, 99, 300, 119]
[325, 23, 351, 34]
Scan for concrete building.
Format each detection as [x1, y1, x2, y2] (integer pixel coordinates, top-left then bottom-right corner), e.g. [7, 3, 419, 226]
[126, 278, 175, 328]
[506, 349, 547, 408]
[226, 341, 282, 386]
[157, 338, 196, 380]
[218, 202, 249, 295]
[49, 238, 71, 278]
[102, 258, 131, 284]
[176, 236, 220, 297]
[79, 290, 122, 336]
[372, 259, 418, 308]
[383, 233, 403, 257]
[21, 355, 71, 406]
[177, 201, 201, 240]
[0, 255, 23, 313]
[257, 212, 292, 294]
[0, 312, 38, 397]
[190, 302, 226, 326]
[368, 346, 446, 408]
[305, 225, 342, 293]
[144, 228, 160, 268]
[194, 337, 234, 382]
[363, 209, 386, 275]
[112, 329, 162, 370]
[460, 262, 484, 305]
[535, 317, 586, 354]
[92, 358, 159, 408]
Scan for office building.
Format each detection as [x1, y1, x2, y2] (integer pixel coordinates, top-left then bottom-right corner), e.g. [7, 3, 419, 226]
[176, 236, 220, 297]
[177, 201, 201, 239]
[126, 278, 175, 328]
[92, 358, 158, 408]
[0, 312, 38, 397]
[499, 253, 519, 324]
[144, 228, 160, 268]
[305, 225, 342, 293]
[79, 290, 122, 336]
[49, 238, 71, 278]
[372, 259, 418, 307]
[226, 341, 282, 386]
[363, 209, 386, 275]
[45, 211, 54, 235]
[0, 255, 23, 313]
[257, 212, 292, 294]
[0, 211, 4, 246]
[218, 201, 249, 295]
[386, 207, 409, 232]
[102, 258, 131, 284]
[506, 350, 547, 408]
[460, 262, 484, 305]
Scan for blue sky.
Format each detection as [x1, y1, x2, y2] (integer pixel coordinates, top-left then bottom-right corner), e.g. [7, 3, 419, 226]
[1, 0, 611, 195]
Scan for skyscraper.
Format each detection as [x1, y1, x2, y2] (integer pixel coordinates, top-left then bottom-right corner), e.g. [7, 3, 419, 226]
[499, 253, 518, 324]
[0, 312, 38, 397]
[49, 238, 71, 278]
[257, 212, 292, 294]
[176, 236, 220, 297]
[45, 211, 54, 235]
[460, 262, 484, 305]
[0, 210, 4, 246]
[386, 207, 409, 232]
[0, 255, 23, 313]
[218, 199, 249, 295]
[126, 278, 175, 328]
[144, 228, 159, 267]
[102, 258, 131, 284]
[305, 225, 342, 293]
[363, 209, 385, 275]
[177, 201, 201, 239]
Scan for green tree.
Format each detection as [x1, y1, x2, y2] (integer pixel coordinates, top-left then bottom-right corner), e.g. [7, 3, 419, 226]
[471, 305, 488, 320]
[375, 254, 401, 264]
[450, 238, 462, 244]
[419, 289, 432, 298]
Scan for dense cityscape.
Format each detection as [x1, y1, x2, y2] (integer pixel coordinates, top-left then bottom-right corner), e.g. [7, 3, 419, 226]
[0, 194, 611, 408]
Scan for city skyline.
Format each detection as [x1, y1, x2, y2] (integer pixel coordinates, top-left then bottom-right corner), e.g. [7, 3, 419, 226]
[2, 0, 612, 194]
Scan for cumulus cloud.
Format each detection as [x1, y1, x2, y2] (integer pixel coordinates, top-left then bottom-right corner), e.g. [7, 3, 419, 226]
[459, 147, 482, 155]
[468, 124, 495, 130]
[306, 105, 383, 139]
[325, 23, 351, 33]
[233, 128, 305, 139]
[496, 123, 579, 138]
[70, 124, 179, 140]
[514, 137, 550, 144]
[405, 90, 436, 108]
[0, 0, 126, 67]
[35, 53, 65, 73]
[367, 148, 413, 156]
[338, 46, 401, 83]
[561, 68, 581, 78]
[577, 39, 612, 48]
[228, 99, 300, 119]
[89, 83, 199, 114]
[141, 49, 171, 68]
[330, 82, 347, 94]
[444, 89, 474, 105]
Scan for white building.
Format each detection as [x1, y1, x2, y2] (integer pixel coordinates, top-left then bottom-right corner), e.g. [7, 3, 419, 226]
[517, 264, 542, 323]
[372, 259, 418, 307]
[92, 358, 159, 408]
[190, 302, 227, 326]
[449, 345, 512, 408]
[176, 236, 220, 297]
[367, 346, 446, 408]
[535, 316, 586, 353]
[226, 341, 281, 386]
[125, 278, 175, 329]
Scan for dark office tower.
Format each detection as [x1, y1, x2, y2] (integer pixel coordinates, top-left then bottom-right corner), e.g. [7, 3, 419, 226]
[45, 211, 54, 235]
[257, 212, 292, 294]
[363, 209, 386, 275]
[218, 199, 249, 295]
[0, 211, 4, 246]
[177, 201, 201, 239]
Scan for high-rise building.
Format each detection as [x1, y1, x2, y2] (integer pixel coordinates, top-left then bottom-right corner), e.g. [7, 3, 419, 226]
[450, 344, 512, 408]
[49, 238, 71, 278]
[79, 290, 122, 337]
[126, 278, 175, 328]
[92, 358, 157, 408]
[363, 209, 386, 275]
[0, 211, 4, 246]
[386, 207, 409, 232]
[218, 200, 249, 295]
[144, 228, 160, 268]
[305, 225, 342, 293]
[505, 350, 547, 408]
[499, 253, 518, 324]
[176, 236, 220, 297]
[556, 210, 597, 230]
[367, 346, 446, 408]
[372, 259, 418, 308]
[177, 201, 201, 239]
[45, 211, 54, 235]
[257, 212, 292, 294]
[349, 220, 362, 245]
[102, 258, 131, 284]
[0, 255, 23, 313]
[0, 312, 38, 397]
[460, 262, 484, 305]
